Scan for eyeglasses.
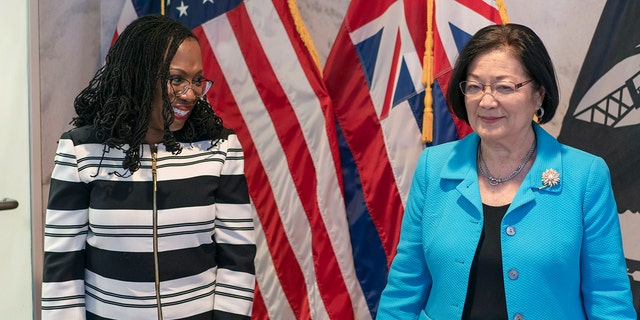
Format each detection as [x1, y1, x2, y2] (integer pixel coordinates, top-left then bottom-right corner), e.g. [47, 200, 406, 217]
[168, 76, 213, 98]
[459, 79, 533, 97]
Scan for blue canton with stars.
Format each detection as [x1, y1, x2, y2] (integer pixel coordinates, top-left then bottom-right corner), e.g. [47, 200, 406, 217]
[131, 0, 243, 30]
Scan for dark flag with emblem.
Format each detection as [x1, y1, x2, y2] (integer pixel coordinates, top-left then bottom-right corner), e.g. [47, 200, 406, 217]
[557, 0, 640, 212]
[557, 0, 640, 314]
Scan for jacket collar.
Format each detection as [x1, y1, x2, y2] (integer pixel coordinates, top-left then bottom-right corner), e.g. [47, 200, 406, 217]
[441, 122, 563, 214]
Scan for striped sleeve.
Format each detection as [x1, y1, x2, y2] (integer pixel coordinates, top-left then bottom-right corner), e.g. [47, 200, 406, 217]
[213, 132, 256, 319]
[42, 134, 89, 319]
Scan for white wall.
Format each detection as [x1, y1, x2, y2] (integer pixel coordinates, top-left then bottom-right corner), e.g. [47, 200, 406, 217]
[0, 0, 34, 318]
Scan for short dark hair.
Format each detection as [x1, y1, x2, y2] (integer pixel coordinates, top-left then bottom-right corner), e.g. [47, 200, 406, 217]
[72, 14, 223, 173]
[446, 23, 559, 124]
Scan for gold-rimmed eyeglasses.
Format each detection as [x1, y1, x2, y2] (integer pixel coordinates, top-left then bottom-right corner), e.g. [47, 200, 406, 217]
[459, 79, 533, 97]
[168, 76, 213, 98]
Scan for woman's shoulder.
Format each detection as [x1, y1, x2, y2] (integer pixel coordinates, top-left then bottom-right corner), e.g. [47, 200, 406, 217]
[421, 133, 477, 161]
[218, 127, 242, 146]
[219, 127, 237, 139]
[535, 123, 606, 165]
[559, 143, 608, 169]
[59, 125, 105, 145]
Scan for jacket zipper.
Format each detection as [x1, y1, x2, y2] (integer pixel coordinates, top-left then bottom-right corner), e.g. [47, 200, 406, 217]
[151, 145, 163, 320]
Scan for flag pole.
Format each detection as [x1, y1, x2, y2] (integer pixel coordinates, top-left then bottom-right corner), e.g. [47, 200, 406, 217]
[421, 0, 434, 143]
[161, 0, 165, 15]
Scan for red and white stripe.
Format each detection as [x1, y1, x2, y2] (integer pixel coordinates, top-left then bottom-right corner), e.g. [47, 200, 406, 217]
[110, 0, 138, 46]
[194, 1, 369, 319]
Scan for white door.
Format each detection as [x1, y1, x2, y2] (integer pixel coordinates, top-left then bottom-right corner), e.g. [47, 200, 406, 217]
[0, 1, 35, 319]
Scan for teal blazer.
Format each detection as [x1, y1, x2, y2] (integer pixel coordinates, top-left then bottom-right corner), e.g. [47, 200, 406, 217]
[377, 123, 636, 319]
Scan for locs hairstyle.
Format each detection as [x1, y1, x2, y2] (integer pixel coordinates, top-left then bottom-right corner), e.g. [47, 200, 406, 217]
[446, 23, 559, 125]
[72, 14, 223, 173]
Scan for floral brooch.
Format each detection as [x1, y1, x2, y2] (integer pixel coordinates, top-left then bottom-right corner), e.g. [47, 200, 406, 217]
[539, 168, 560, 189]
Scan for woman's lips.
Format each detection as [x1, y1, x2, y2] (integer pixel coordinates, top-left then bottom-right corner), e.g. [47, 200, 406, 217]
[479, 115, 502, 124]
[173, 106, 192, 120]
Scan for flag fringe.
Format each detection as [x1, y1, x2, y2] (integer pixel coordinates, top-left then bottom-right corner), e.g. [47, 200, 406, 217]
[496, 0, 510, 24]
[421, 0, 435, 143]
[286, 0, 323, 72]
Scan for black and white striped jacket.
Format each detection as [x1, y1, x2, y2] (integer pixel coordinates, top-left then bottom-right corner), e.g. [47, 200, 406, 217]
[42, 126, 256, 320]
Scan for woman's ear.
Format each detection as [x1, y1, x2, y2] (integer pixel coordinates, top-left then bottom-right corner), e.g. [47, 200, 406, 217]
[536, 86, 546, 107]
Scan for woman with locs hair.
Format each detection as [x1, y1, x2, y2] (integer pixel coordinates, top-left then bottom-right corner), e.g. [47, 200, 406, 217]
[376, 23, 636, 319]
[42, 15, 256, 320]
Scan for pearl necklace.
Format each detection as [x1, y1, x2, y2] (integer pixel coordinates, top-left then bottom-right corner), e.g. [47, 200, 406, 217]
[477, 138, 536, 186]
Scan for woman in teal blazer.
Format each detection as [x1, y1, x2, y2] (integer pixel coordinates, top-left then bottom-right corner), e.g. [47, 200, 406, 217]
[377, 24, 636, 319]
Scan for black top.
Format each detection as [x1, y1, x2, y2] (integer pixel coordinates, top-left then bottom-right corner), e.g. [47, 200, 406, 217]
[462, 203, 509, 320]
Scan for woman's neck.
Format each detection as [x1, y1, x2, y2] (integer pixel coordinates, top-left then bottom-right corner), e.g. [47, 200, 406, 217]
[144, 129, 164, 145]
[479, 130, 536, 163]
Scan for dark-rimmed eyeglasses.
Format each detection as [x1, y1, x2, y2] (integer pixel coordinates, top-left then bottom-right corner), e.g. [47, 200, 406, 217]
[168, 76, 213, 98]
[459, 79, 533, 97]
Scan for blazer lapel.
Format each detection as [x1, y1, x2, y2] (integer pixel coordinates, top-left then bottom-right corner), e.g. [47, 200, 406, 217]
[441, 132, 484, 218]
[510, 123, 563, 213]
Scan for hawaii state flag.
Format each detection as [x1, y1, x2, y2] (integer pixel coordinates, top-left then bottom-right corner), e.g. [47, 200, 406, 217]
[112, 0, 369, 319]
[324, 0, 506, 316]
[324, 1, 427, 315]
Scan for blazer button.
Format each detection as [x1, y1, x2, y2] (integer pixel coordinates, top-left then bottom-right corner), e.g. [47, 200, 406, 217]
[505, 225, 516, 236]
[513, 313, 524, 320]
[507, 269, 519, 280]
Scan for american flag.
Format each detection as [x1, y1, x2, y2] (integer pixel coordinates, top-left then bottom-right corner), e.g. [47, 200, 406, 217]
[112, 0, 508, 318]
[194, 1, 371, 319]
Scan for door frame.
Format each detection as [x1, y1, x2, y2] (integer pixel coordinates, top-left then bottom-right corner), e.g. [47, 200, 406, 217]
[29, 0, 44, 319]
